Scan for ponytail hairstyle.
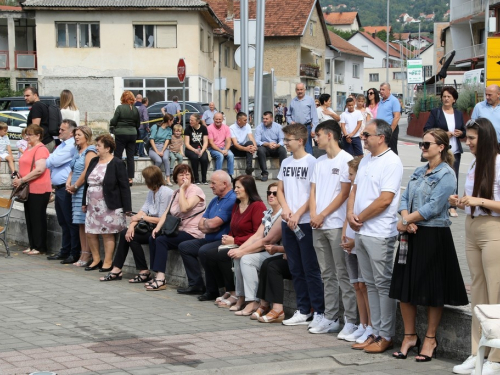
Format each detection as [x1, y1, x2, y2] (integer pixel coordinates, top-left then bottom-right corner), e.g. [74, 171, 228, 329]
[423, 128, 455, 168]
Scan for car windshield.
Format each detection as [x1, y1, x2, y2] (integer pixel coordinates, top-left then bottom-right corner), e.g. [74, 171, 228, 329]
[0, 101, 11, 111]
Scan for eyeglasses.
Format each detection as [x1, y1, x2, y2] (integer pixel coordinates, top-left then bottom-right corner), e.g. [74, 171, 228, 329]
[361, 132, 380, 138]
[466, 119, 479, 128]
[283, 138, 298, 143]
[419, 141, 437, 150]
[267, 191, 277, 197]
[368, 92, 374, 95]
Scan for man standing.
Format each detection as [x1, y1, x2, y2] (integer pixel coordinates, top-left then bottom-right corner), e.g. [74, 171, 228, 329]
[162, 96, 182, 124]
[347, 119, 403, 353]
[134, 93, 143, 107]
[229, 112, 257, 176]
[309, 120, 357, 335]
[471, 84, 500, 142]
[137, 97, 149, 157]
[234, 97, 242, 114]
[177, 171, 236, 300]
[286, 83, 319, 155]
[208, 113, 234, 179]
[376, 83, 401, 155]
[202, 102, 217, 126]
[46, 119, 80, 264]
[255, 111, 287, 181]
[24, 87, 56, 152]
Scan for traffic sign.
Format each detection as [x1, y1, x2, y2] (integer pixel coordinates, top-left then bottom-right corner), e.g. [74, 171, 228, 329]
[177, 58, 186, 84]
[407, 59, 423, 84]
[486, 37, 500, 84]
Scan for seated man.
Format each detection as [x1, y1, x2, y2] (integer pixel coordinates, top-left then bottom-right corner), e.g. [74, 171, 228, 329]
[208, 113, 234, 179]
[229, 111, 257, 176]
[177, 170, 236, 301]
[255, 111, 287, 182]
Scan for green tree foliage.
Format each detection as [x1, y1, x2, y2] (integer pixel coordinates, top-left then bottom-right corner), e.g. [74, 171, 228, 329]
[0, 0, 20, 5]
[0, 79, 24, 98]
[327, 26, 357, 40]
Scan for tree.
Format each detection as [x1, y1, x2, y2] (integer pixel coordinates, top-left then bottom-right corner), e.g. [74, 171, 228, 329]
[327, 26, 356, 40]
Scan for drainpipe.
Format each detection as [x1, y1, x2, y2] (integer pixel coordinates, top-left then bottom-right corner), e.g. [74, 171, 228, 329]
[218, 38, 228, 112]
[329, 49, 341, 109]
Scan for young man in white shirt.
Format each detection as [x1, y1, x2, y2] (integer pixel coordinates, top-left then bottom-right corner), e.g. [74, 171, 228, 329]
[309, 120, 357, 336]
[340, 98, 364, 157]
[346, 119, 403, 353]
[277, 123, 325, 327]
[229, 112, 257, 175]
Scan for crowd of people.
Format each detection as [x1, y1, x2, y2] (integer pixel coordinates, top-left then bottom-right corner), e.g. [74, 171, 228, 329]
[6, 83, 500, 375]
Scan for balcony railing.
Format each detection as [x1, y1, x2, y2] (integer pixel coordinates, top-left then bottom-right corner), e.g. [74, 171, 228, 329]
[0, 51, 8, 69]
[300, 64, 319, 78]
[334, 74, 344, 84]
[15, 51, 37, 70]
[454, 43, 485, 61]
[451, 0, 484, 21]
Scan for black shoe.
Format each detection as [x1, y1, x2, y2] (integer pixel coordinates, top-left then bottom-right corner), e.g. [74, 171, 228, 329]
[60, 255, 79, 264]
[177, 286, 206, 295]
[261, 174, 268, 182]
[99, 266, 113, 273]
[47, 253, 66, 260]
[245, 167, 254, 175]
[198, 291, 219, 301]
[85, 260, 103, 271]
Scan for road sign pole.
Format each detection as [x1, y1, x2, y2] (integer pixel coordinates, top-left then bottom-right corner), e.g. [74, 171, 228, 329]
[177, 58, 186, 127]
[182, 80, 185, 128]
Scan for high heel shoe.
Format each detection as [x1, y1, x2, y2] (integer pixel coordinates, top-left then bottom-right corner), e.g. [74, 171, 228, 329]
[415, 336, 438, 362]
[85, 260, 103, 271]
[393, 333, 421, 359]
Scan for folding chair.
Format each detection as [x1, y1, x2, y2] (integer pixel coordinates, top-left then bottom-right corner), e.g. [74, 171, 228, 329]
[475, 336, 500, 375]
[0, 197, 15, 257]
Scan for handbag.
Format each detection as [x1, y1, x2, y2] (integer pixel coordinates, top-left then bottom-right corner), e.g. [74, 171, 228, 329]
[134, 219, 155, 235]
[161, 190, 206, 236]
[474, 304, 500, 340]
[10, 149, 37, 202]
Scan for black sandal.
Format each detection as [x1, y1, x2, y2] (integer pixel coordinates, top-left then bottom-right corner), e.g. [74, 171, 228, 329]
[393, 333, 421, 359]
[415, 336, 438, 362]
[100, 271, 123, 282]
[146, 278, 166, 291]
[129, 272, 152, 283]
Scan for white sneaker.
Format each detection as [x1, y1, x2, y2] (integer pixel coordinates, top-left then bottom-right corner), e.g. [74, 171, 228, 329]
[471, 361, 500, 375]
[307, 312, 324, 330]
[338, 322, 358, 340]
[282, 310, 312, 326]
[453, 355, 477, 374]
[309, 317, 340, 334]
[341, 323, 365, 341]
[355, 325, 373, 344]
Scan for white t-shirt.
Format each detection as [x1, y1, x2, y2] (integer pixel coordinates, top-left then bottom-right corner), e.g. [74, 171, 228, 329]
[229, 123, 252, 145]
[0, 135, 9, 155]
[464, 155, 500, 217]
[340, 110, 364, 137]
[278, 153, 317, 224]
[311, 150, 353, 229]
[353, 149, 403, 237]
[317, 106, 336, 123]
[444, 112, 459, 154]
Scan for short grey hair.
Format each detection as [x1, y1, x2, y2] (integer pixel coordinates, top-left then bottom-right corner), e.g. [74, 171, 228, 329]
[62, 119, 77, 131]
[368, 119, 392, 146]
[212, 170, 231, 184]
[380, 82, 391, 90]
[296, 82, 305, 90]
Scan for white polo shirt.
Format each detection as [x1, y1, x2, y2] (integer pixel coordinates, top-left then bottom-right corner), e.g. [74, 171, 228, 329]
[229, 123, 252, 145]
[340, 110, 364, 136]
[353, 149, 403, 237]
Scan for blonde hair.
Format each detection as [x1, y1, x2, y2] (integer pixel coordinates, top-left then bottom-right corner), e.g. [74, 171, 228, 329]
[60, 89, 78, 110]
[173, 124, 183, 133]
[347, 156, 362, 172]
[73, 126, 93, 150]
[0, 122, 7, 131]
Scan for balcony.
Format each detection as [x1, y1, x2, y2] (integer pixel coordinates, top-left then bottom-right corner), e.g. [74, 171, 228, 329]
[451, 0, 484, 21]
[334, 74, 344, 84]
[454, 43, 485, 61]
[300, 63, 319, 78]
[0, 51, 8, 70]
[15, 51, 36, 70]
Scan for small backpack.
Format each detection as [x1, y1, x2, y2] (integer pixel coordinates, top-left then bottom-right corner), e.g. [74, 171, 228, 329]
[43, 102, 63, 137]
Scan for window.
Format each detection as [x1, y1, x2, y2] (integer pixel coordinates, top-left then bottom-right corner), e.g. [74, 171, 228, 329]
[16, 78, 38, 91]
[423, 65, 432, 78]
[393, 72, 407, 80]
[133, 25, 176, 48]
[309, 22, 314, 36]
[352, 64, 360, 78]
[57, 22, 100, 48]
[123, 77, 189, 105]
[200, 27, 204, 51]
[369, 73, 379, 82]
[225, 89, 229, 109]
[198, 77, 213, 103]
[207, 34, 212, 53]
[224, 47, 230, 67]
[233, 89, 238, 108]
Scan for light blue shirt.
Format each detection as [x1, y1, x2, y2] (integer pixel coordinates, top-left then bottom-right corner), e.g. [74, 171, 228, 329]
[255, 121, 284, 146]
[46, 137, 76, 185]
[286, 95, 319, 130]
[471, 100, 500, 141]
[376, 95, 400, 124]
[150, 125, 172, 144]
[202, 109, 217, 125]
[163, 102, 181, 116]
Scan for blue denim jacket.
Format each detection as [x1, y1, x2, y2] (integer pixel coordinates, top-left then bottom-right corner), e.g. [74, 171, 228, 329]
[399, 162, 456, 227]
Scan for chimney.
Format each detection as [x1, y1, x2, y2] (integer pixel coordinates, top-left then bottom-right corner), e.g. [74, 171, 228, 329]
[372, 33, 376, 38]
[227, 0, 234, 19]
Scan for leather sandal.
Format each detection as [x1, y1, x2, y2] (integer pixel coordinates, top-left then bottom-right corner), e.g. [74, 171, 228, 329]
[129, 272, 152, 283]
[146, 278, 166, 291]
[215, 292, 231, 305]
[393, 333, 421, 359]
[251, 305, 271, 320]
[100, 272, 123, 282]
[258, 309, 285, 323]
[218, 295, 238, 308]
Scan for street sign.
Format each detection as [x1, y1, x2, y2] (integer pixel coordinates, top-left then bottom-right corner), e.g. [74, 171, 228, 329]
[486, 37, 500, 85]
[407, 59, 423, 84]
[234, 46, 256, 69]
[177, 58, 186, 84]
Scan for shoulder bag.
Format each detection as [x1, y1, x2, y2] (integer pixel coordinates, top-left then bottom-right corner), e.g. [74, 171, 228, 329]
[134, 219, 155, 235]
[161, 190, 206, 236]
[10, 148, 38, 202]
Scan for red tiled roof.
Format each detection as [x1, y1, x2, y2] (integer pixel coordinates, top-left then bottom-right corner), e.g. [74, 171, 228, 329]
[328, 31, 372, 58]
[354, 31, 401, 58]
[0, 6, 22, 11]
[362, 26, 391, 34]
[394, 32, 410, 41]
[389, 41, 411, 58]
[323, 11, 358, 25]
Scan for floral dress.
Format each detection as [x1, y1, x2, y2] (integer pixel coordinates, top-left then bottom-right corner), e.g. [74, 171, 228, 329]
[85, 162, 126, 234]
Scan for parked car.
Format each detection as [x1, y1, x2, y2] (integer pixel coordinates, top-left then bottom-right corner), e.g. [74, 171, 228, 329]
[0, 110, 29, 149]
[0, 96, 60, 111]
[147, 101, 211, 127]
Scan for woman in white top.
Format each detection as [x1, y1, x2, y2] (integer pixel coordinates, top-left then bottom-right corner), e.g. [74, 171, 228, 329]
[60, 89, 80, 125]
[449, 118, 500, 375]
[317, 93, 340, 123]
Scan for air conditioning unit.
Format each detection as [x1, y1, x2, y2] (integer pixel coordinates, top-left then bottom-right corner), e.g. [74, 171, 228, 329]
[17, 53, 36, 69]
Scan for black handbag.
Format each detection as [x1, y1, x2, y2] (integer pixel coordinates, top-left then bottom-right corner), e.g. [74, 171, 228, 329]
[161, 190, 206, 237]
[134, 219, 155, 235]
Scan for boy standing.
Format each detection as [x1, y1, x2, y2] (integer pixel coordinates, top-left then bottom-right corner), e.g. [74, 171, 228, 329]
[0, 122, 16, 177]
[340, 98, 363, 157]
[277, 124, 325, 328]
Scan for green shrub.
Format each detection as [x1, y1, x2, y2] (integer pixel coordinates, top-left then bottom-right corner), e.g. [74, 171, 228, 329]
[457, 85, 481, 115]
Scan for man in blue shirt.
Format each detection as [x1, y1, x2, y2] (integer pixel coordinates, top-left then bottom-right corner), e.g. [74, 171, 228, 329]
[471, 84, 500, 142]
[162, 96, 182, 124]
[377, 83, 401, 154]
[255, 111, 287, 181]
[46, 119, 80, 264]
[177, 170, 236, 300]
[286, 83, 319, 154]
[201, 102, 217, 126]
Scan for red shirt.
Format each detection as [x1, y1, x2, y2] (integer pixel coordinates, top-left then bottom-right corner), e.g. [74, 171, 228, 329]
[19, 143, 51, 194]
[229, 201, 267, 245]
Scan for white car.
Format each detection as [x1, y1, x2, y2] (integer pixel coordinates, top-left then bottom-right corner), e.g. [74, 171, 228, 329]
[0, 110, 29, 149]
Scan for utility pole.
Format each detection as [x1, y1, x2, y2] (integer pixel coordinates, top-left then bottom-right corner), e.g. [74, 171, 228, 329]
[386, 0, 390, 82]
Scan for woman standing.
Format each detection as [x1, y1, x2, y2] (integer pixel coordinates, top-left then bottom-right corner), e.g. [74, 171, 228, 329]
[366, 88, 380, 119]
[110, 90, 140, 186]
[450, 118, 500, 375]
[149, 114, 173, 186]
[424, 86, 466, 217]
[12, 125, 51, 255]
[66, 126, 96, 267]
[60, 89, 80, 124]
[184, 114, 209, 184]
[317, 93, 340, 123]
[390, 128, 468, 362]
[82, 134, 131, 272]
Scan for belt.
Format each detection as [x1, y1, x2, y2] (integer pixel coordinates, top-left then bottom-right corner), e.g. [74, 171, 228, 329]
[53, 183, 66, 190]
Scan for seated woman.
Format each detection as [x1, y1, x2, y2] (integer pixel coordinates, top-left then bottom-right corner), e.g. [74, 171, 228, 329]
[99, 165, 173, 282]
[146, 164, 206, 291]
[228, 182, 283, 316]
[206, 175, 266, 308]
[149, 114, 173, 186]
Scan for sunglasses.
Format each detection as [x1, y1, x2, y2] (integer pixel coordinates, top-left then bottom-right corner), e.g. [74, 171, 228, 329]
[267, 191, 277, 197]
[368, 92, 374, 95]
[466, 119, 479, 128]
[419, 141, 437, 150]
[361, 132, 380, 138]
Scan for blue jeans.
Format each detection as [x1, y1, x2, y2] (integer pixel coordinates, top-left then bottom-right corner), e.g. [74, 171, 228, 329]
[282, 222, 324, 315]
[54, 187, 80, 257]
[138, 128, 148, 157]
[149, 143, 170, 176]
[209, 148, 234, 175]
[305, 124, 313, 155]
[149, 231, 195, 273]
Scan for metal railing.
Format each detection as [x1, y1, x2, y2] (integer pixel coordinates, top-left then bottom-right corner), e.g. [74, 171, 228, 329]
[15, 51, 36, 70]
[451, 0, 484, 21]
[454, 43, 485, 61]
[299, 64, 319, 78]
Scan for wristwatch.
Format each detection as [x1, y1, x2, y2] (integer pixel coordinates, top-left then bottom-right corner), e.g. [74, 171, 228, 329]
[402, 218, 408, 226]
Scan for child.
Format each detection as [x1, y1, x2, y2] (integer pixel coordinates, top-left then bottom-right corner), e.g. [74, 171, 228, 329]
[0, 122, 17, 177]
[169, 124, 184, 174]
[340, 98, 363, 157]
[16, 128, 28, 156]
[341, 157, 372, 345]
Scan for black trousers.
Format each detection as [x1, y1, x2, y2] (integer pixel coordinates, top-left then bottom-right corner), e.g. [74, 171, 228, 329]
[230, 141, 254, 169]
[256, 146, 287, 175]
[24, 192, 51, 253]
[256, 255, 292, 304]
[205, 247, 235, 291]
[149, 231, 195, 273]
[113, 228, 150, 270]
[115, 134, 137, 179]
[185, 149, 209, 183]
[389, 125, 399, 155]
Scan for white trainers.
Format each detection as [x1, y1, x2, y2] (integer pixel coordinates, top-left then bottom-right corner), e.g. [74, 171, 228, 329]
[344, 323, 366, 342]
[471, 361, 500, 375]
[309, 317, 340, 334]
[307, 312, 324, 330]
[355, 325, 373, 344]
[338, 322, 358, 340]
[453, 355, 477, 374]
[282, 310, 312, 326]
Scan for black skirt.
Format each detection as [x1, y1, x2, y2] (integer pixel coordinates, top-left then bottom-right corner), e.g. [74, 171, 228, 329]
[389, 225, 469, 307]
